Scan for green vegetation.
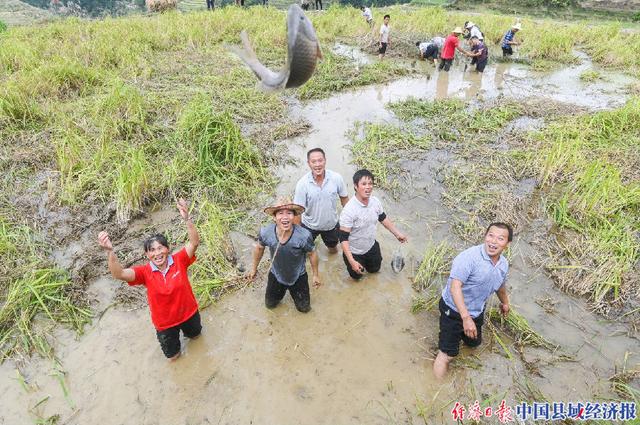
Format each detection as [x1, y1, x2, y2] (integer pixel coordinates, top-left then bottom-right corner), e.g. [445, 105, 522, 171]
[488, 308, 557, 350]
[579, 69, 601, 82]
[0, 217, 91, 361]
[0, 19, 6, 32]
[410, 241, 454, 314]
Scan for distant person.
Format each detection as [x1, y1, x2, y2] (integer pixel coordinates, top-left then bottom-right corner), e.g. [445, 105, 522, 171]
[466, 36, 488, 72]
[439, 27, 470, 72]
[360, 5, 373, 27]
[96, 199, 201, 361]
[464, 21, 483, 41]
[416, 36, 444, 65]
[301, 0, 309, 10]
[378, 14, 391, 60]
[432, 223, 513, 379]
[262, 0, 268, 5]
[502, 22, 522, 57]
[206, 0, 213, 10]
[235, 0, 244, 6]
[294, 148, 349, 254]
[339, 169, 407, 280]
[315, 0, 322, 10]
[248, 197, 320, 313]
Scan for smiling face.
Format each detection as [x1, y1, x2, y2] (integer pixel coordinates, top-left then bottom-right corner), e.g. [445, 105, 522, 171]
[274, 209, 295, 232]
[354, 175, 374, 201]
[145, 240, 170, 270]
[484, 225, 510, 259]
[307, 151, 326, 179]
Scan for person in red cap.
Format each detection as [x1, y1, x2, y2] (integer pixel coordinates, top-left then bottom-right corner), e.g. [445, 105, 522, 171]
[248, 197, 320, 313]
[97, 199, 201, 361]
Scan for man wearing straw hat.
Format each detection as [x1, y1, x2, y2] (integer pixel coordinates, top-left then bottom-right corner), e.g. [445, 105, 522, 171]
[502, 22, 522, 58]
[439, 27, 471, 72]
[248, 197, 320, 313]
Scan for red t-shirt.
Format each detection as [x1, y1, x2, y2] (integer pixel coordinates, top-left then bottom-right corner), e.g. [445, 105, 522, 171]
[130, 248, 198, 331]
[441, 34, 459, 60]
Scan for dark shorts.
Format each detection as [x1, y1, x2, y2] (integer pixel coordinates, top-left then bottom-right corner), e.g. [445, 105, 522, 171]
[476, 58, 488, 72]
[502, 45, 513, 56]
[342, 240, 382, 279]
[302, 223, 339, 248]
[438, 58, 453, 71]
[265, 272, 311, 313]
[156, 311, 202, 358]
[422, 44, 438, 60]
[438, 298, 484, 357]
[379, 42, 388, 54]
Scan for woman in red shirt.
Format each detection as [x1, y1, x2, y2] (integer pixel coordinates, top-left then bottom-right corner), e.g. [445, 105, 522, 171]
[97, 199, 201, 361]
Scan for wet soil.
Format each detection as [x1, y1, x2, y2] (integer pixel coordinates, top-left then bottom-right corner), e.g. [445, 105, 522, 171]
[1, 49, 639, 424]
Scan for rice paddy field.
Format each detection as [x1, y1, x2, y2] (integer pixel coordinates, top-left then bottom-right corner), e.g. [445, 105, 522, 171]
[0, 3, 639, 424]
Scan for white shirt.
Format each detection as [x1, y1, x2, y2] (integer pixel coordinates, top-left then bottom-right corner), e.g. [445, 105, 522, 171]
[294, 169, 348, 231]
[339, 196, 384, 255]
[380, 24, 390, 43]
[418, 42, 430, 54]
[362, 7, 372, 21]
[470, 26, 483, 40]
[431, 36, 445, 49]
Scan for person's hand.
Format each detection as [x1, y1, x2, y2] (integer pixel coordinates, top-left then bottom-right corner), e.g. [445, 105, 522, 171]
[462, 316, 477, 339]
[177, 198, 190, 221]
[246, 269, 257, 280]
[312, 273, 321, 288]
[396, 232, 408, 243]
[350, 260, 364, 275]
[500, 303, 510, 318]
[97, 231, 113, 251]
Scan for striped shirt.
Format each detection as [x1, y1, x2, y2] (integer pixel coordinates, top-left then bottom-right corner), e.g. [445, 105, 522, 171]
[502, 30, 515, 49]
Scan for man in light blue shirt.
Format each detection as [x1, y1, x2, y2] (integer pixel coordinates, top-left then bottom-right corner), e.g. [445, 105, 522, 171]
[294, 148, 349, 253]
[433, 222, 513, 379]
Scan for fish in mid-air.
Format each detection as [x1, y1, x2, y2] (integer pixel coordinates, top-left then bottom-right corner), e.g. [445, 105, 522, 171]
[227, 4, 322, 90]
[391, 248, 405, 273]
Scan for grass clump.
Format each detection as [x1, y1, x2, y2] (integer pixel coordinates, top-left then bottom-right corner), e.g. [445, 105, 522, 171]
[488, 308, 557, 350]
[579, 69, 601, 82]
[0, 217, 91, 362]
[410, 241, 454, 313]
[348, 122, 429, 193]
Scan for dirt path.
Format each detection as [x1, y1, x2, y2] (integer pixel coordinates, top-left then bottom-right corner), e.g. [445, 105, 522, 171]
[0, 54, 638, 425]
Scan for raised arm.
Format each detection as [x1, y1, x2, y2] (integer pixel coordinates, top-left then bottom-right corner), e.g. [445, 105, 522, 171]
[97, 231, 136, 282]
[380, 217, 407, 242]
[177, 199, 200, 258]
[450, 279, 476, 339]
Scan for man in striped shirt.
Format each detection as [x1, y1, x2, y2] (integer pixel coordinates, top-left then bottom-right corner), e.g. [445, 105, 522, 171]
[502, 23, 522, 57]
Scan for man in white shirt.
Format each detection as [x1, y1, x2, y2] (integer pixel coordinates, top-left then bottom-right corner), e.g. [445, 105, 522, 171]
[378, 14, 390, 60]
[360, 6, 373, 27]
[465, 22, 483, 41]
[294, 148, 349, 253]
[339, 169, 407, 279]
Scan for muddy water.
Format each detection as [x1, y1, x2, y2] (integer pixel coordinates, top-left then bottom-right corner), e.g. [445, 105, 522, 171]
[1, 58, 639, 425]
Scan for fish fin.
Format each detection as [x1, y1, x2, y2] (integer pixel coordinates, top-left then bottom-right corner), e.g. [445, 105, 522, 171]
[316, 43, 323, 60]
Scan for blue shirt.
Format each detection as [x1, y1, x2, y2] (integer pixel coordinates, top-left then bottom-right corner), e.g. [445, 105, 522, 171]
[258, 224, 315, 286]
[502, 30, 515, 49]
[294, 169, 348, 231]
[441, 244, 509, 318]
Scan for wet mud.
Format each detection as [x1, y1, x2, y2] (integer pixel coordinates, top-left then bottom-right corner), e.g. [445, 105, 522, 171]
[1, 50, 638, 424]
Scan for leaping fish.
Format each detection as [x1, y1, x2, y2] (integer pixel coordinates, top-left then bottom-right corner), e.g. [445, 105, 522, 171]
[227, 4, 322, 90]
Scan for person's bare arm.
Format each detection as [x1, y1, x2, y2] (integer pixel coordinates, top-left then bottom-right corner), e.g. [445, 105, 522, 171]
[177, 199, 200, 258]
[309, 250, 320, 287]
[97, 231, 136, 282]
[450, 279, 477, 339]
[456, 45, 472, 56]
[380, 217, 407, 242]
[339, 226, 363, 275]
[496, 284, 510, 317]
[248, 243, 266, 279]
[339, 196, 348, 207]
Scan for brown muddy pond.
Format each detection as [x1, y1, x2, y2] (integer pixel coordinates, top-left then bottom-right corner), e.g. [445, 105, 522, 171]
[0, 52, 638, 425]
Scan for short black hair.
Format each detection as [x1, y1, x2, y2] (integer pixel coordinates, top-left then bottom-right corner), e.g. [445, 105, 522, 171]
[360, 5, 364, 9]
[353, 169, 374, 187]
[383, 14, 390, 19]
[143, 234, 169, 252]
[471, 35, 479, 40]
[306, 147, 325, 160]
[415, 41, 420, 46]
[485, 222, 513, 242]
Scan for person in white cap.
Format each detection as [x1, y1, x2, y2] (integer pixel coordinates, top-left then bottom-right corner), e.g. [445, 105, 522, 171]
[502, 22, 522, 57]
[464, 21, 483, 41]
[439, 27, 471, 72]
[248, 197, 320, 313]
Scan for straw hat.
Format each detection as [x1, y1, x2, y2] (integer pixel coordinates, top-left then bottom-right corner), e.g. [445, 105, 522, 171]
[264, 196, 305, 216]
[465, 21, 475, 29]
[512, 23, 522, 30]
[452, 27, 464, 34]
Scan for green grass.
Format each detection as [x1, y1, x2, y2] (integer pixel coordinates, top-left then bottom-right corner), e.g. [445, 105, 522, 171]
[579, 69, 601, 82]
[413, 241, 454, 291]
[488, 308, 557, 350]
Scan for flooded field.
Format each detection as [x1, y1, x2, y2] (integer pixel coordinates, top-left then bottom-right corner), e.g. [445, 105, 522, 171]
[1, 45, 639, 425]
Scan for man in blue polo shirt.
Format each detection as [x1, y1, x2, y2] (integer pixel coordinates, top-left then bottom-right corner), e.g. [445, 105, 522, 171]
[433, 222, 513, 379]
[294, 148, 349, 253]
